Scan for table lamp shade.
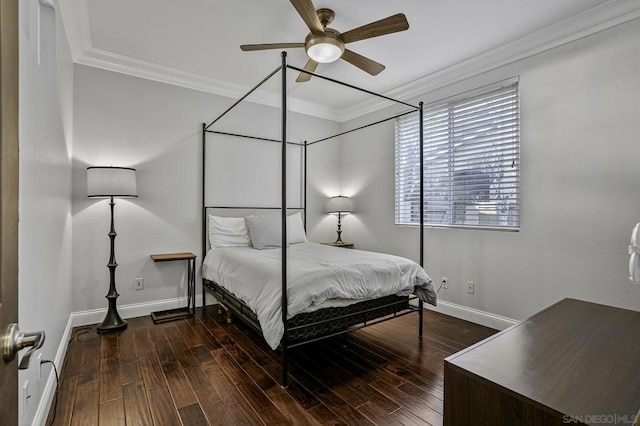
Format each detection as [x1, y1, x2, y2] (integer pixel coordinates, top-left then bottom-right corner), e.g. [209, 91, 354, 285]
[87, 167, 137, 198]
[328, 195, 352, 214]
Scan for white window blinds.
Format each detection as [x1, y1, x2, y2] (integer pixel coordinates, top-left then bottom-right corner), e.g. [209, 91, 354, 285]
[395, 82, 520, 230]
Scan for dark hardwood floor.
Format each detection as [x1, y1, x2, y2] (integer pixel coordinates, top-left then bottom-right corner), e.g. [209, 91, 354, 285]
[47, 306, 496, 425]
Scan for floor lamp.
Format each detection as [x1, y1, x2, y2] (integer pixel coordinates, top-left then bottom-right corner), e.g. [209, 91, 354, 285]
[87, 166, 138, 333]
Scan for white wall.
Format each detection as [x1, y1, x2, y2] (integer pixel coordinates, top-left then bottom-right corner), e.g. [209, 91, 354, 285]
[341, 18, 640, 322]
[18, 0, 74, 424]
[71, 65, 340, 314]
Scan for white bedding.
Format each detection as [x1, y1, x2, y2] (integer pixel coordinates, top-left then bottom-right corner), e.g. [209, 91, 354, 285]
[202, 242, 436, 349]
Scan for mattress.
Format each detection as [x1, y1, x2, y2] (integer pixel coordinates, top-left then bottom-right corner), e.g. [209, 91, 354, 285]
[202, 242, 436, 349]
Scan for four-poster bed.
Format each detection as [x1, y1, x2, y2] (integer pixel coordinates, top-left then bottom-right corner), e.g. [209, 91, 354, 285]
[201, 52, 433, 386]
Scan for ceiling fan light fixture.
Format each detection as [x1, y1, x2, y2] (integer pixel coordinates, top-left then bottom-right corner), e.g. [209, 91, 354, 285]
[305, 30, 345, 63]
[308, 42, 342, 63]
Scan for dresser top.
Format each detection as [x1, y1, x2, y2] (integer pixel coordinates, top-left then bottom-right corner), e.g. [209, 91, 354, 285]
[446, 298, 640, 422]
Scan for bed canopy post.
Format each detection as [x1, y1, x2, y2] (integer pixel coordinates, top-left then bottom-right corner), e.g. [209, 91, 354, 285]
[201, 122, 207, 309]
[304, 141, 307, 231]
[419, 102, 424, 267]
[418, 101, 424, 338]
[280, 51, 289, 388]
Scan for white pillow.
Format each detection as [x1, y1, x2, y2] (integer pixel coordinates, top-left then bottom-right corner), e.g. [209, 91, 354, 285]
[245, 212, 307, 250]
[287, 211, 308, 244]
[208, 215, 252, 248]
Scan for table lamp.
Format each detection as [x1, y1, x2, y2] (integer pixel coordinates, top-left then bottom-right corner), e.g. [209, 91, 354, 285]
[328, 195, 352, 244]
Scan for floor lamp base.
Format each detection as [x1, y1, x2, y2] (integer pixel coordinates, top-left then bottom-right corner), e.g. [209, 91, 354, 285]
[97, 309, 127, 333]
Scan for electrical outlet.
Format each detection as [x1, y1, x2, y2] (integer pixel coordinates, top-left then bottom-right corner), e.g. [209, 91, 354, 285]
[134, 278, 144, 290]
[467, 281, 475, 294]
[442, 277, 448, 289]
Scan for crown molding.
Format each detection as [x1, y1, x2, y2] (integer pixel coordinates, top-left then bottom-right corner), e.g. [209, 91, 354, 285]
[75, 47, 342, 122]
[39, 0, 55, 9]
[59, 0, 640, 123]
[339, 0, 640, 122]
[57, 0, 91, 61]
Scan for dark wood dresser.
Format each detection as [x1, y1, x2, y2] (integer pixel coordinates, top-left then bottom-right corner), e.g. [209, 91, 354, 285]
[444, 298, 640, 426]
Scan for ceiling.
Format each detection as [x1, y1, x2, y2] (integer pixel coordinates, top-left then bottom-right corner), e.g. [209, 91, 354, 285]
[60, 0, 640, 121]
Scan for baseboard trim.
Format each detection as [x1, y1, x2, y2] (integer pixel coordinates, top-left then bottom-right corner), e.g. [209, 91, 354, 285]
[69, 295, 205, 327]
[426, 300, 518, 331]
[32, 295, 206, 425]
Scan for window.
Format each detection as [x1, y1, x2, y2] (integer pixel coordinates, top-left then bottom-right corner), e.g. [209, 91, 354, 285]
[395, 81, 520, 230]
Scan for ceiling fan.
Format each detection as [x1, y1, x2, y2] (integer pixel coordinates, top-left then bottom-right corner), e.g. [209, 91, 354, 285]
[240, 0, 409, 82]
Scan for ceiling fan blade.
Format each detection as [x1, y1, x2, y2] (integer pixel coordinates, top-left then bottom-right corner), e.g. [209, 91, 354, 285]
[241, 43, 305, 51]
[341, 49, 385, 75]
[289, 0, 324, 35]
[340, 13, 409, 44]
[296, 59, 319, 83]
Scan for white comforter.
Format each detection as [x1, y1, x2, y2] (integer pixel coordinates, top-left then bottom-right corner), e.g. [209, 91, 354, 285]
[202, 242, 436, 349]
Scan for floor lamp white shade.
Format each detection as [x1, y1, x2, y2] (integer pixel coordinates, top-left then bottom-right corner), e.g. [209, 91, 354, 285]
[87, 166, 138, 198]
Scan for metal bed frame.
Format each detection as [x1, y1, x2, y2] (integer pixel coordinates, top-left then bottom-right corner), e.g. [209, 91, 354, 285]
[201, 52, 424, 387]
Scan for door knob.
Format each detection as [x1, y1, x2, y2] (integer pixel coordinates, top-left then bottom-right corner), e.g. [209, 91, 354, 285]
[2, 323, 45, 370]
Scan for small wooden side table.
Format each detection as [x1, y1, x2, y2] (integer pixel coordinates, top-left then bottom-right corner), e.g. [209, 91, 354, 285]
[150, 252, 196, 323]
